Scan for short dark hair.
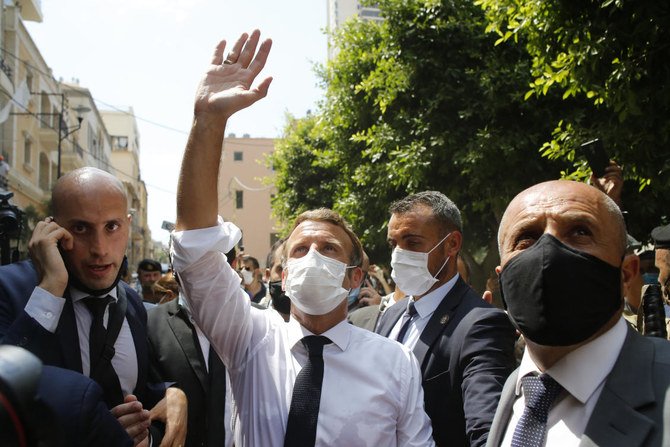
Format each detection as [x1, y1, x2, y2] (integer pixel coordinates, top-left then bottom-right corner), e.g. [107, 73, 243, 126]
[242, 255, 260, 270]
[389, 191, 462, 234]
[266, 238, 286, 269]
[285, 208, 363, 267]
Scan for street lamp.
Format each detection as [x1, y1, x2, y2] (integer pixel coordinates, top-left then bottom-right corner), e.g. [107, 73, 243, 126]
[57, 103, 91, 178]
[11, 92, 91, 178]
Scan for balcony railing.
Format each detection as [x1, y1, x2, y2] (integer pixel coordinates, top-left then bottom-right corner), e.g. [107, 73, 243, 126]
[0, 58, 12, 80]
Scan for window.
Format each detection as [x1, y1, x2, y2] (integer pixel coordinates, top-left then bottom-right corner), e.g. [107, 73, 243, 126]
[40, 93, 51, 128]
[235, 190, 244, 209]
[23, 135, 32, 165]
[112, 136, 129, 150]
[233, 151, 243, 161]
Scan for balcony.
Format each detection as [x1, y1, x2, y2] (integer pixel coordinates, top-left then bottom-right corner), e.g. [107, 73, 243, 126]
[19, 0, 43, 23]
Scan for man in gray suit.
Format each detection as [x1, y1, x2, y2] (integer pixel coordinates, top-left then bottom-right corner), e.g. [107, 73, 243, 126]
[488, 180, 670, 447]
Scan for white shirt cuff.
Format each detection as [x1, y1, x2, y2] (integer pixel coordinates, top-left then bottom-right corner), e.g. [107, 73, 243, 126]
[24, 287, 66, 333]
[171, 216, 242, 271]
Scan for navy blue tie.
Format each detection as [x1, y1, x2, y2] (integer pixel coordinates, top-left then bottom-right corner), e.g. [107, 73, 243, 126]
[511, 373, 563, 447]
[395, 300, 417, 343]
[284, 336, 332, 447]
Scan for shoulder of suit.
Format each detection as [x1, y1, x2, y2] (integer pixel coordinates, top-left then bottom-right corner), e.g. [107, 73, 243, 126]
[0, 259, 38, 286]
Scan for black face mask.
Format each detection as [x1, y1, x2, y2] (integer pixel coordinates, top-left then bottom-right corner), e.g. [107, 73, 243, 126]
[269, 280, 291, 315]
[68, 256, 127, 297]
[499, 234, 622, 346]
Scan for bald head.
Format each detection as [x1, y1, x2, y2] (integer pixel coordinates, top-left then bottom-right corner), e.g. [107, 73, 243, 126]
[498, 180, 627, 267]
[53, 167, 127, 218]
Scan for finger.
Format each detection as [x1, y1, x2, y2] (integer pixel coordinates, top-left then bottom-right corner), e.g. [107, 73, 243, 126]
[225, 32, 248, 64]
[119, 410, 151, 438]
[253, 76, 273, 98]
[248, 38, 272, 77]
[210, 40, 226, 65]
[238, 29, 261, 68]
[111, 399, 142, 418]
[133, 429, 149, 446]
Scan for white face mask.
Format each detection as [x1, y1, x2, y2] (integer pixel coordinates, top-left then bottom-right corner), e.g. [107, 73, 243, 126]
[240, 269, 254, 285]
[391, 233, 451, 297]
[284, 247, 354, 315]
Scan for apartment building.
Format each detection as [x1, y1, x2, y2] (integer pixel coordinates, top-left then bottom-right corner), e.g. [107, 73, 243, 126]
[0, 1, 151, 265]
[218, 136, 279, 267]
[100, 108, 153, 270]
[326, 0, 382, 58]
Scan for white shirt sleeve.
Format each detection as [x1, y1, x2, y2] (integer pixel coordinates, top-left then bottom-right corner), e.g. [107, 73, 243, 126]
[23, 287, 66, 333]
[396, 350, 436, 447]
[171, 217, 265, 369]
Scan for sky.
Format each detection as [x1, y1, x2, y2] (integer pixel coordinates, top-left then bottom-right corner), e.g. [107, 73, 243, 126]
[25, 0, 329, 244]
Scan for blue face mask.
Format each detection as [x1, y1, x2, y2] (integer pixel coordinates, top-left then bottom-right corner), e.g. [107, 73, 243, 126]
[642, 272, 659, 285]
[347, 286, 361, 305]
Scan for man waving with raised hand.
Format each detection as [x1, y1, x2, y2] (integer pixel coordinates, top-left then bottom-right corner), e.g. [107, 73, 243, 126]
[171, 31, 434, 447]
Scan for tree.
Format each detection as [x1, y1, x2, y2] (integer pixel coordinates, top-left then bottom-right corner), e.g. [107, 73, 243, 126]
[478, 0, 670, 237]
[270, 0, 573, 289]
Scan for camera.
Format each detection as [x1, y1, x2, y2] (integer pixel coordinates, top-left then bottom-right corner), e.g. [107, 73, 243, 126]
[0, 191, 23, 265]
[641, 284, 668, 339]
[0, 192, 21, 237]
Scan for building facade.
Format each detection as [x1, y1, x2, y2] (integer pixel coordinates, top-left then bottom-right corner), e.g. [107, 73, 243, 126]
[217, 136, 279, 268]
[100, 108, 152, 271]
[326, 0, 382, 58]
[0, 1, 151, 265]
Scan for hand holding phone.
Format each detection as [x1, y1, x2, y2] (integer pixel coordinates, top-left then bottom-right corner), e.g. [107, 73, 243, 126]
[28, 216, 73, 297]
[580, 139, 609, 178]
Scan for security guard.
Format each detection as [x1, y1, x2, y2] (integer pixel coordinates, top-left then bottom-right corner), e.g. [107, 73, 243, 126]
[137, 259, 163, 305]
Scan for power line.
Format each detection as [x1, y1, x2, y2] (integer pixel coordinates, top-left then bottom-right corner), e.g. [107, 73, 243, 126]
[1, 45, 279, 144]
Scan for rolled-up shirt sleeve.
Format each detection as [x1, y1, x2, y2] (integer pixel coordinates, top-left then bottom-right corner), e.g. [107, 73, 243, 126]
[171, 217, 258, 369]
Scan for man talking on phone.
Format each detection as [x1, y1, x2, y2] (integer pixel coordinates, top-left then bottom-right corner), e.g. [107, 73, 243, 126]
[0, 167, 186, 446]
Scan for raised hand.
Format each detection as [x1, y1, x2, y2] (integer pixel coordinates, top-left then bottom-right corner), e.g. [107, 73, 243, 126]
[589, 160, 623, 207]
[194, 30, 273, 121]
[28, 216, 73, 297]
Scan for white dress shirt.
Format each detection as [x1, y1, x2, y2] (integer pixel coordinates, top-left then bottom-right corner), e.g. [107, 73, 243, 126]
[25, 285, 138, 396]
[388, 274, 459, 349]
[501, 317, 627, 446]
[172, 217, 435, 447]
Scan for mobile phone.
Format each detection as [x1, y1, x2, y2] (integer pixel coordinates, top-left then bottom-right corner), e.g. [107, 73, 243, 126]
[580, 139, 609, 178]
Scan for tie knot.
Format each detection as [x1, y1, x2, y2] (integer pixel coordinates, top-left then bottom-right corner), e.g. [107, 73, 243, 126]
[83, 296, 111, 319]
[301, 335, 332, 357]
[407, 300, 417, 317]
[520, 373, 563, 415]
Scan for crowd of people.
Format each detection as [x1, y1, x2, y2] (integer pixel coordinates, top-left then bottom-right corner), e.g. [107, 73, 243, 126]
[1, 29, 669, 447]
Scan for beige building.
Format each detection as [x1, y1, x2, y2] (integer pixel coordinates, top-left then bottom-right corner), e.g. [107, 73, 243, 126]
[0, 1, 152, 265]
[218, 136, 279, 267]
[100, 108, 152, 271]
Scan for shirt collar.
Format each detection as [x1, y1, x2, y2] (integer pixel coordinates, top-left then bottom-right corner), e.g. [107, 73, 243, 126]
[288, 318, 352, 353]
[516, 317, 627, 403]
[411, 273, 460, 318]
[70, 285, 118, 303]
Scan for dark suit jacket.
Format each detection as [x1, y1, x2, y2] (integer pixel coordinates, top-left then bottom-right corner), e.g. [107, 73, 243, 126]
[38, 366, 132, 447]
[148, 299, 227, 447]
[376, 277, 517, 447]
[0, 260, 162, 410]
[486, 326, 670, 447]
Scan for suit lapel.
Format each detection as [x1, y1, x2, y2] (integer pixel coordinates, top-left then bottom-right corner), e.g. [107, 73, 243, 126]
[487, 369, 518, 447]
[55, 292, 83, 373]
[412, 278, 469, 371]
[166, 301, 209, 393]
[375, 297, 408, 337]
[123, 285, 147, 391]
[580, 328, 656, 447]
